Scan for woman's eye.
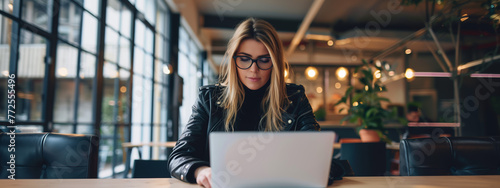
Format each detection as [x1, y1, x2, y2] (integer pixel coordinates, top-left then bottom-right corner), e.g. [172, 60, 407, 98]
[240, 57, 251, 61]
[259, 57, 270, 63]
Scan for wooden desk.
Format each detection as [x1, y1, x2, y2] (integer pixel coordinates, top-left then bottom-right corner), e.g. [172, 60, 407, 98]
[2, 176, 500, 187]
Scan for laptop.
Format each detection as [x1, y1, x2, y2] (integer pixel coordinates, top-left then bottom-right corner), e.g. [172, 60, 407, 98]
[209, 132, 335, 188]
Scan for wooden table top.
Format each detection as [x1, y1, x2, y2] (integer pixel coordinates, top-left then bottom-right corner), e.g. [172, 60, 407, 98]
[2, 175, 499, 188]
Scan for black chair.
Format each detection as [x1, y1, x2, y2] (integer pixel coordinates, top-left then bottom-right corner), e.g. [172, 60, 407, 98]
[340, 142, 386, 176]
[132, 160, 170, 178]
[399, 136, 500, 176]
[0, 132, 99, 179]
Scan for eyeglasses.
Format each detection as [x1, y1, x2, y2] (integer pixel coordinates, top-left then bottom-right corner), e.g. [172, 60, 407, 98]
[233, 55, 273, 70]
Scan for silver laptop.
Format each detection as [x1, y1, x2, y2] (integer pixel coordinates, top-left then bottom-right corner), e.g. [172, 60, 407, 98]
[209, 132, 335, 188]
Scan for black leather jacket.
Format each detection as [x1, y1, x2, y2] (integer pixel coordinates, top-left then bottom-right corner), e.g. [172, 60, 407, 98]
[168, 83, 321, 183]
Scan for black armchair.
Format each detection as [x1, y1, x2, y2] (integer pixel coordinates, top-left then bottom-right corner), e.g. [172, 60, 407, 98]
[400, 136, 500, 176]
[0, 132, 99, 179]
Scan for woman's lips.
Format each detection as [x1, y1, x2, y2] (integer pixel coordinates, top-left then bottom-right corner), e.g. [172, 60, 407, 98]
[248, 77, 260, 82]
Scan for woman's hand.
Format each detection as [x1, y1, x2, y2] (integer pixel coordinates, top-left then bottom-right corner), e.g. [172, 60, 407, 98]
[194, 166, 212, 188]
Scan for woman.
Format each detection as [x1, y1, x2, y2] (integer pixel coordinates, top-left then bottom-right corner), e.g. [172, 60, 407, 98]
[168, 18, 332, 188]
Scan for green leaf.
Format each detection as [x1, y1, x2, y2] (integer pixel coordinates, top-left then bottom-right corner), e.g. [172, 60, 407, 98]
[366, 108, 378, 118]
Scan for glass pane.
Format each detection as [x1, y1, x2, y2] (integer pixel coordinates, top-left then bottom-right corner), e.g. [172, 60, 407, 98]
[144, 54, 153, 78]
[105, 27, 119, 63]
[144, 0, 155, 24]
[1, 0, 15, 14]
[81, 12, 98, 54]
[77, 52, 95, 123]
[54, 42, 78, 122]
[155, 33, 163, 60]
[0, 16, 11, 121]
[118, 37, 131, 69]
[120, 6, 132, 38]
[154, 59, 161, 83]
[178, 27, 188, 53]
[131, 75, 143, 124]
[77, 124, 94, 135]
[22, 0, 51, 31]
[156, 2, 169, 37]
[189, 40, 198, 63]
[106, 0, 120, 31]
[58, 0, 82, 45]
[98, 125, 114, 178]
[133, 47, 144, 75]
[53, 124, 73, 133]
[83, 0, 100, 16]
[134, 20, 145, 49]
[118, 68, 130, 123]
[142, 79, 152, 124]
[17, 30, 46, 121]
[102, 62, 117, 123]
[153, 83, 167, 124]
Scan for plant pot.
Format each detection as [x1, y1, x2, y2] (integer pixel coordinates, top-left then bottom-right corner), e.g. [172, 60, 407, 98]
[359, 129, 380, 142]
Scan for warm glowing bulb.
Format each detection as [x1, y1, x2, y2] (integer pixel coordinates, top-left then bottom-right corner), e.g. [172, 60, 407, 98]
[374, 70, 381, 79]
[284, 70, 288, 78]
[327, 40, 334, 46]
[308, 69, 316, 77]
[316, 87, 323, 93]
[375, 60, 382, 67]
[335, 82, 341, 89]
[365, 85, 369, 91]
[405, 68, 415, 79]
[8, 3, 13, 11]
[353, 102, 359, 106]
[305, 66, 318, 80]
[120, 86, 127, 93]
[405, 49, 412, 55]
[336, 67, 348, 80]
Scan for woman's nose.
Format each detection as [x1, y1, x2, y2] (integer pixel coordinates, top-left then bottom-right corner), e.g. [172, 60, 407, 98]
[249, 62, 259, 72]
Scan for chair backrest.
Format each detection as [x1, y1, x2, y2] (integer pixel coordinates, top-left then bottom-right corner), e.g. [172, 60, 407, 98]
[340, 142, 386, 176]
[399, 136, 500, 176]
[0, 132, 99, 179]
[132, 160, 170, 178]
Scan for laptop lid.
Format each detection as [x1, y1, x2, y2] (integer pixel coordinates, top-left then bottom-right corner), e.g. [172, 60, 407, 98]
[209, 132, 335, 188]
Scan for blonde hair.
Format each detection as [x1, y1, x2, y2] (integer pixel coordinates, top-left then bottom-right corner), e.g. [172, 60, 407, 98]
[219, 18, 289, 132]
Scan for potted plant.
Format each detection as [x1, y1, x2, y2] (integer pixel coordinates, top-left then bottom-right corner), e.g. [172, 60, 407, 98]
[336, 60, 397, 143]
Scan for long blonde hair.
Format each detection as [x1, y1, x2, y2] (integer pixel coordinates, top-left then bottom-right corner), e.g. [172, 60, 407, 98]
[219, 18, 289, 132]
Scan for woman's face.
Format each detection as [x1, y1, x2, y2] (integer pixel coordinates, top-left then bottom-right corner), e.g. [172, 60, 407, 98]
[235, 39, 272, 90]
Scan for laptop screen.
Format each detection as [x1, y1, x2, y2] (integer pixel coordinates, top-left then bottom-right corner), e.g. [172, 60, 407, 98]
[209, 132, 335, 188]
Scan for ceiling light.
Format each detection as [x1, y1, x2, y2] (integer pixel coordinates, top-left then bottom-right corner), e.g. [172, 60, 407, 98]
[405, 68, 415, 79]
[335, 82, 341, 89]
[327, 40, 334, 46]
[405, 49, 412, 55]
[374, 70, 381, 79]
[305, 66, 318, 80]
[375, 60, 382, 67]
[336, 67, 348, 80]
[120, 86, 127, 93]
[316, 87, 323, 93]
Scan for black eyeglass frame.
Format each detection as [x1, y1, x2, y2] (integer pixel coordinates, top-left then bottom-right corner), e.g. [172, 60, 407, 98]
[233, 55, 273, 70]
